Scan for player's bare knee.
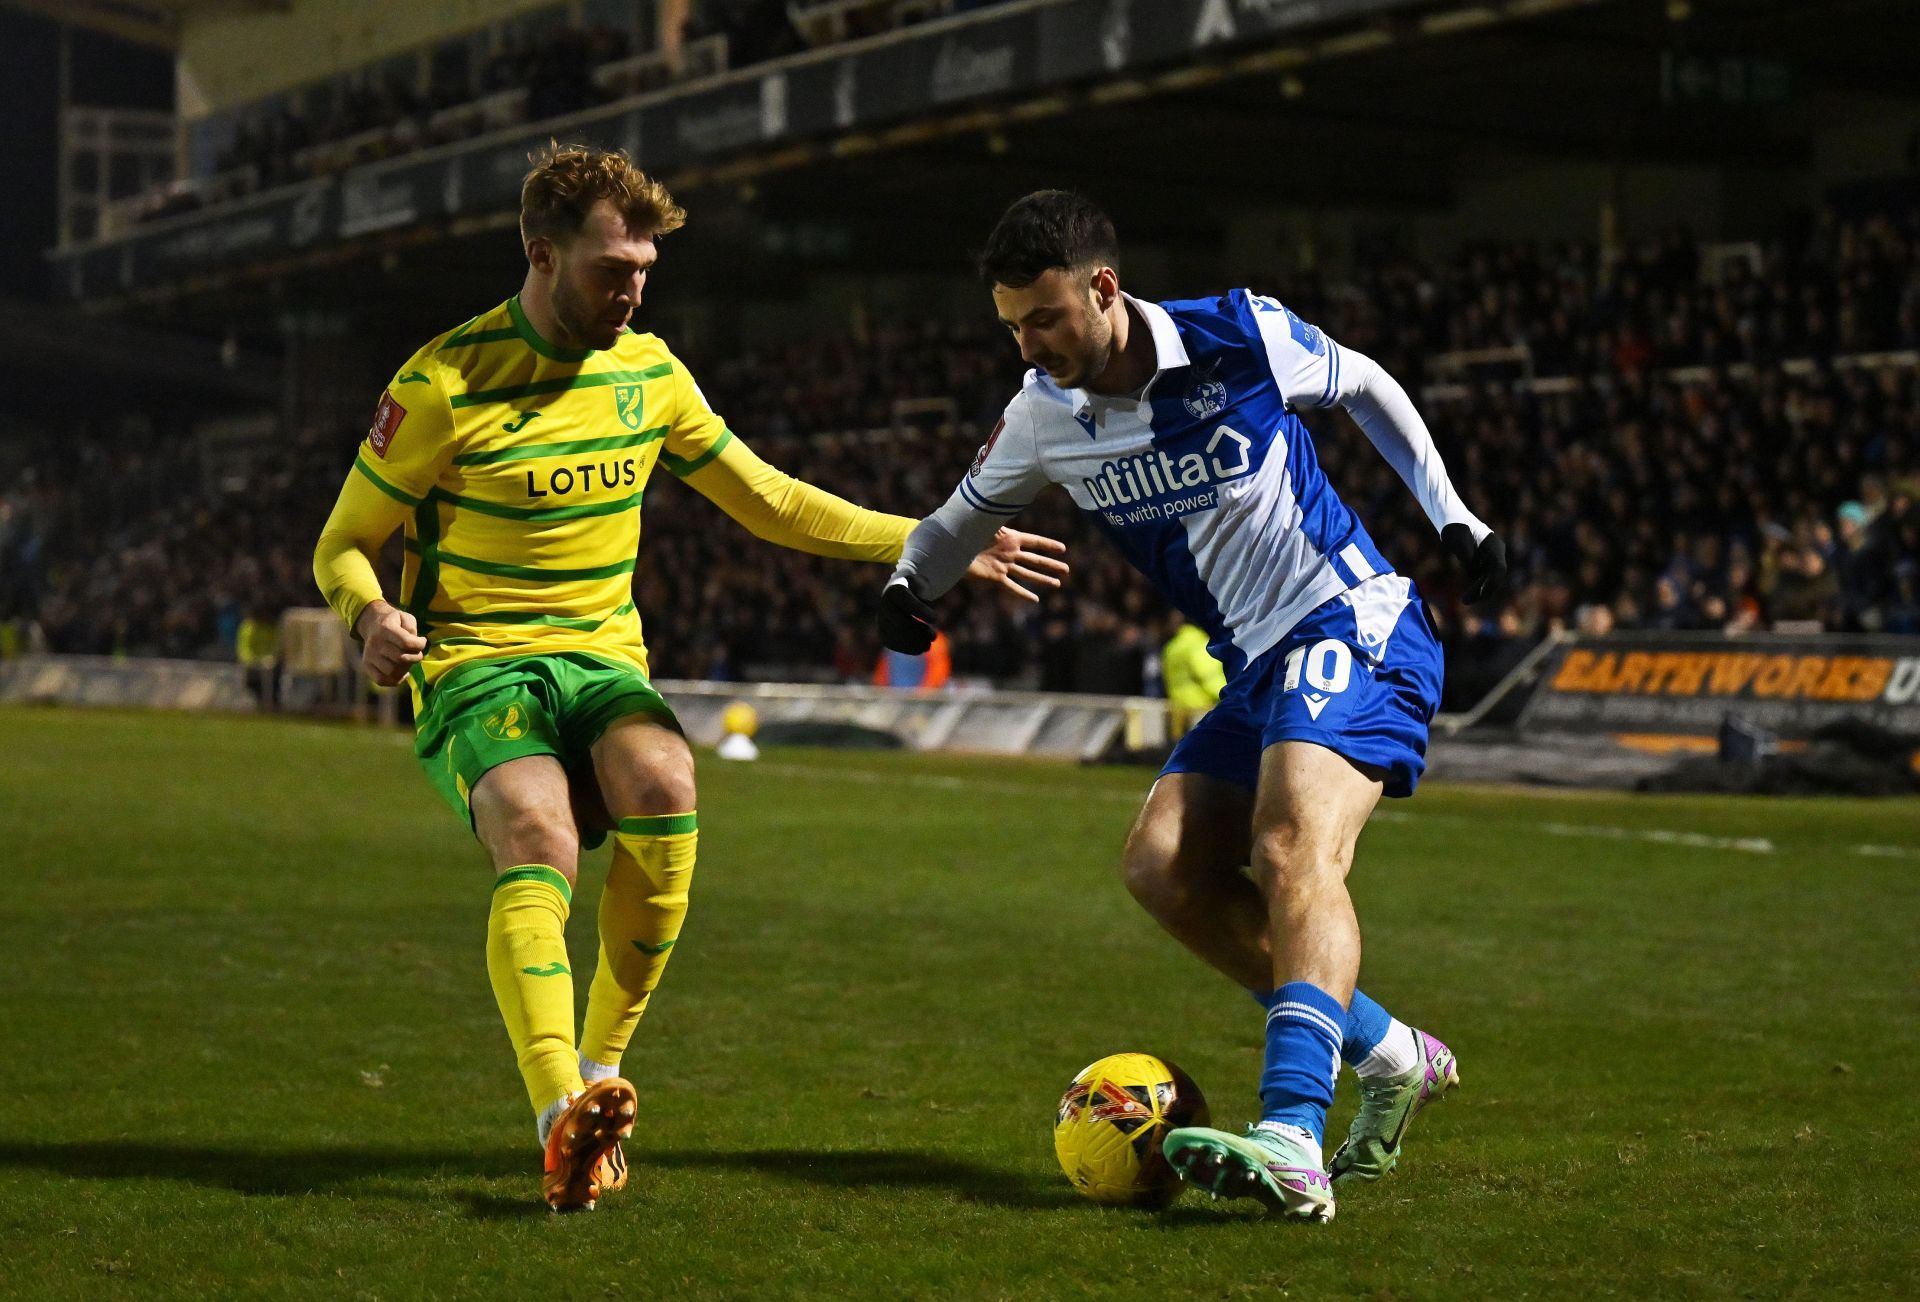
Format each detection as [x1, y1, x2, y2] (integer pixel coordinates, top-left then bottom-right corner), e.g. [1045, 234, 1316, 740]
[623, 754, 696, 816]
[1249, 821, 1297, 874]
[1251, 821, 1346, 893]
[1121, 825, 1178, 908]
[1122, 822, 1218, 916]
[652, 753, 698, 813]
[489, 808, 580, 878]
[599, 723, 699, 815]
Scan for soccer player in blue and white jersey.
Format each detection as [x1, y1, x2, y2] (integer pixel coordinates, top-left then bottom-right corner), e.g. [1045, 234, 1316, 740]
[879, 192, 1506, 1222]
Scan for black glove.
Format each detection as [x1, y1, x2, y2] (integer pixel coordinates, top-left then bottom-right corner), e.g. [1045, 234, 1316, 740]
[1442, 522, 1507, 606]
[878, 575, 938, 654]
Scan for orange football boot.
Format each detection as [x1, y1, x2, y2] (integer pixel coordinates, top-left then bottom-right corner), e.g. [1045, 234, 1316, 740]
[541, 1077, 637, 1212]
[594, 1141, 628, 1194]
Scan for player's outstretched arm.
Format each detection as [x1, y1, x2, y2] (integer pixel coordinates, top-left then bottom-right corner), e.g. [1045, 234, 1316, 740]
[882, 525, 1068, 653]
[879, 401, 1059, 654]
[679, 434, 916, 560]
[879, 506, 994, 656]
[962, 528, 1068, 602]
[663, 352, 1064, 604]
[312, 466, 426, 687]
[880, 493, 1068, 655]
[681, 434, 1065, 595]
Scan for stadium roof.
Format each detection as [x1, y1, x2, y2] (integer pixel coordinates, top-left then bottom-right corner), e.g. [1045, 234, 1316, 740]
[0, 0, 284, 50]
[52, 0, 1920, 339]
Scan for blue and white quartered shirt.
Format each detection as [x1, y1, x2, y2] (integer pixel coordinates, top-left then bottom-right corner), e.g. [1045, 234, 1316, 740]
[896, 290, 1489, 677]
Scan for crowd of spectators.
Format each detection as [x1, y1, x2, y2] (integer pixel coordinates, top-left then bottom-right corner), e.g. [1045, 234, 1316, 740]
[0, 421, 341, 662]
[6, 217, 1920, 701]
[1338, 363, 1920, 708]
[139, 0, 1018, 221]
[184, 21, 639, 209]
[1272, 210, 1920, 391]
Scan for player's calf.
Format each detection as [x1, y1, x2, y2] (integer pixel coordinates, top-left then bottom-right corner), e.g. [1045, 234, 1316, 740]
[1119, 775, 1271, 992]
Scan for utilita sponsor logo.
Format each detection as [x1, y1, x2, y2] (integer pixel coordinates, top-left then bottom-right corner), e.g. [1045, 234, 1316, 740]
[1084, 425, 1253, 524]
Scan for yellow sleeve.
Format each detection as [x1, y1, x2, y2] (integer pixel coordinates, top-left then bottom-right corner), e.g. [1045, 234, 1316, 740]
[311, 362, 456, 630]
[313, 470, 411, 632]
[657, 350, 914, 561]
[680, 434, 915, 562]
[657, 348, 731, 475]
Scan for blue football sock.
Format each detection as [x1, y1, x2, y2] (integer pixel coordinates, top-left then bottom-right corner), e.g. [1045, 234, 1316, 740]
[1342, 988, 1393, 1066]
[1263, 984, 1394, 1068]
[1259, 981, 1346, 1144]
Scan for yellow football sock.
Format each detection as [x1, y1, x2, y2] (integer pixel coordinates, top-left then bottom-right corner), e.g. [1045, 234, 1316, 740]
[579, 813, 697, 1070]
[485, 865, 585, 1115]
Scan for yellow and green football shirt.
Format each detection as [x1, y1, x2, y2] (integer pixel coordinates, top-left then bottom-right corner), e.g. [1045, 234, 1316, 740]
[314, 295, 914, 705]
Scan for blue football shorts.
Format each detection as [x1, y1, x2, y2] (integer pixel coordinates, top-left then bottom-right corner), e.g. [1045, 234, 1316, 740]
[1161, 575, 1443, 799]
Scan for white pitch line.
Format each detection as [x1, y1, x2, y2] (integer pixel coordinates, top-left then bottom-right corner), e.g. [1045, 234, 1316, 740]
[747, 761, 1818, 860]
[1852, 843, 1920, 860]
[1537, 821, 1776, 855]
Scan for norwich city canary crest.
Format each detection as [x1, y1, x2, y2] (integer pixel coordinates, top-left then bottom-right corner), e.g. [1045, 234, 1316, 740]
[614, 384, 645, 430]
[482, 704, 529, 741]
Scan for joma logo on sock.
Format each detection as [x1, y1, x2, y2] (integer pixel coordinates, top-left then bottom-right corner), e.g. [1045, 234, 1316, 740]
[521, 962, 570, 977]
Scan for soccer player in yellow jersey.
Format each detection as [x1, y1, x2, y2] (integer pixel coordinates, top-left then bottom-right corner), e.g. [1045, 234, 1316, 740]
[311, 145, 1066, 1211]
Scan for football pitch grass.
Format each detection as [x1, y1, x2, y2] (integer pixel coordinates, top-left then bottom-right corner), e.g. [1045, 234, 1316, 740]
[2, 706, 1916, 1299]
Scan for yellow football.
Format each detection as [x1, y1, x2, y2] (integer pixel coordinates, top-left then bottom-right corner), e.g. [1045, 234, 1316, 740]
[1053, 1052, 1210, 1207]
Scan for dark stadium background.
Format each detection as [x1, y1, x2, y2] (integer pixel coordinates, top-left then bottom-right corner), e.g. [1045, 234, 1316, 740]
[3, 0, 1918, 733]
[2, 3, 1918, 1294]
[0, 15, 163, 299]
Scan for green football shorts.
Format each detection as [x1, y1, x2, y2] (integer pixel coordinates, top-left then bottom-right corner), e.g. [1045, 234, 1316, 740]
[413, 651, 680, 840]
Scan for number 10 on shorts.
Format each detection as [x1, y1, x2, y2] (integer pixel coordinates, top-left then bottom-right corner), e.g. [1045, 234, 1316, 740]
[1283, 639, 1353, 720]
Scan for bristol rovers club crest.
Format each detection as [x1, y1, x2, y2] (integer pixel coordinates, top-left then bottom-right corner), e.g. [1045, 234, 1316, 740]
[1184, 368, 1228, 419]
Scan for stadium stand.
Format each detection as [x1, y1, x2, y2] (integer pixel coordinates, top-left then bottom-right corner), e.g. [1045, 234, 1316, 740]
[6, 212, 1917, 698]
[161, 17, 684, 217]
[1282, 210, 1920, 389]
[123, 0, 1019, 226]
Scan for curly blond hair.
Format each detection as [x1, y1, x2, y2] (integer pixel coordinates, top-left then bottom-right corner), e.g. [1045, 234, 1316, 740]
[520, 142, 687, 245]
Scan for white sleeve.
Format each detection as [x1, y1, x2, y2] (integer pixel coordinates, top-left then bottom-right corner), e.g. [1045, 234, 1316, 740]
[1332, 347, 1489, 542]
[894, 399, 1049, 599]
[1244, 293, 1487, 540]
[1245, 291, 1344, 410]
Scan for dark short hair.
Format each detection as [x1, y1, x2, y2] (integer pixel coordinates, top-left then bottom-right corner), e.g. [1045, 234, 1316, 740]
[977, 190, 1118, 287]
